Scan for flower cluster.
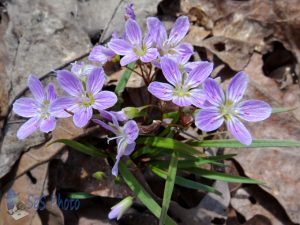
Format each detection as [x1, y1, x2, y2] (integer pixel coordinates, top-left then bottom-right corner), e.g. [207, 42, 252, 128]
[12, 4, 272, 180]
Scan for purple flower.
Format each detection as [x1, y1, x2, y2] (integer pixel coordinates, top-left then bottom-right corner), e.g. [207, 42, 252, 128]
[195, 72, 272, 145]
[93, 114, 139, 176]
[50, 68, 117, 128]
[125, 3, 135, 20]
[13, 75, 58, 139]
[108, 19, 159, 66]
[147, 16, 193, 59]
[71, 61, 96, 80]
[88, 45, 116, 64]
[148, 57, 213, 107]
[108, 196, 133, 220]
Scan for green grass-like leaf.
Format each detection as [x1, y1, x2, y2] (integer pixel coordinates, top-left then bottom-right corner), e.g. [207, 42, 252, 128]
[67, 192, 95, 199]
[52, 139, 107, 157]
[159, 151, 178, 225]
[115, 62, 135, 96]
[118, 161, 177, 225]
[188, 139, 300, 148]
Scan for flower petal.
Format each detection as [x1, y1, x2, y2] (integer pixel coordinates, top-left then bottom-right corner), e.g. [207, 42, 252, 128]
[93, 91, 118, 110]
[73, 107, 93, 128]
[148, 81, 174, 101]
[161, 57, 182, 85]
[140, 48, 158, 63]
[86, 68, 105, 95]
[28, 75, 45, 103]
[13, 97, 38, 118]
[227, 71, 248, 102]
[123, 120, 139, 144]
[120, 53, 139, 66]
[124, 143, 136, 155]
[47, 83, 57, 103]
[108, 39, 133, 55]
[168, 16, 190, 45]
[56, 70, 83, 96]
[237, 100, 272, 122]
[17, 117, 40, 140]
[226, 117, 252, 145]
[88, 45, 115, 64]
[172, 95, 192, 107]
[175, 43, 193, 62]
[112, 155, 121, 177]
[185, 61, 213, 88]
[203, 78, 225, 106]
[92, 119, 116, 133]
[189, 88, 206, 108]
[125, 19, 142, 46]
[195, 109, 224, 132]
[147, 17, 167, 47]
[39, 116, 56, 133]
[49, 97, 75, 118]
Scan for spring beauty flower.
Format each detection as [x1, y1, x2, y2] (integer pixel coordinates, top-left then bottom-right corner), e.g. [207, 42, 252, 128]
[195, 72, 272, 145]
[13, 75, 59, 139]
[147, 16, 193, 59]
[50, 68, 117, 128]
[93, 114, 139, 176]
[148, 57, 213, 107]
[108, 196, 133, 220]
[108, 18, 159, 66]
[88, 45, 116, 65]
[125, 3, 135, 20]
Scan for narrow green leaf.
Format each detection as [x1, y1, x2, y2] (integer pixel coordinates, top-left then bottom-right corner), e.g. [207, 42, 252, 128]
[52, 139, 107, 157]
[150, 166, 221, 195]
[159, 151, 178, 225]
[189, 139, 300, 148]
[187, 168, 262, 184]
[137, 136, 204, 156]
[272, 107, 296, 113]
[67, 192, 95, 199]
[115, 62, 135, 96]
[118, 161, 177, 225]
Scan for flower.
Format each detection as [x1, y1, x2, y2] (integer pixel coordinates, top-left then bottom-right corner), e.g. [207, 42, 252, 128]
[125, 3, 135, 20]
[50, 67, 117, 128]
[71, 61, 96, 80]
[13, 75, 59, 139]
[108, 18, 159, 66]
[88, 45, 116, 65]
[147, 16, 193, 59]
[93, 114, 139, 176]
[195, 72, 272, 145]
[108, 196, 133, 220]
[148, 57, 213, 107]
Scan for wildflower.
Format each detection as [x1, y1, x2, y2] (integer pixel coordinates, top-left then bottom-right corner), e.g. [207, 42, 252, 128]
[147, 16, 193, 59]
[108, 18, 159, 66]
[93, 114, 139, 176]
[71, 61, 96, 81]
[50, 68, 117, 128]
[108, 196, 133, 220]
[148, 57, 213, 107]
[195, 72, 272, 145]
[88, 45, 116, 65]
[125, 3, 135, 20]
[13, 75, 60, 139]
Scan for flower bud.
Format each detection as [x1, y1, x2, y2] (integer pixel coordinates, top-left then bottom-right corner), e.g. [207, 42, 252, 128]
[108, 196, 133, 220]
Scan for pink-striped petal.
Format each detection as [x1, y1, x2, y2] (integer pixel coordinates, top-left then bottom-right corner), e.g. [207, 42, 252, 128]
[189, 88, 206, 108]
[108, 39, 133, 55]
[13, 97, 38, 118]
[161, 57, 182, 85]
[123, 120, 139, 144]
[28, 75, 45, 103]
[226, 117, 252, 145]
[47, 83, 57, 103]
[86, 68, 105, 95]
[93, 91, 118, 110]
[56, 70, 83, 96]
[168, 16, 190, 45]
[185, 61, 213, 88]
[125, 19, 142, 46]
[17, 117, 40, 140]
[120, 53, 139, 66]
[195, 109, 224, 132]
[73, 107, 93, 128]
[148, 81, 174, 101]
[172, 95, 192, 107]
[39, 116, 56, 133]
[237, 100, 272, 122]
[49, 97, 75, 118]
[203, 78, 225, 106]
[140, 48, 158, 63]
[227, 71, 248, 103]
